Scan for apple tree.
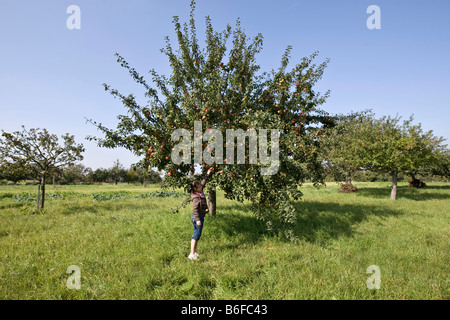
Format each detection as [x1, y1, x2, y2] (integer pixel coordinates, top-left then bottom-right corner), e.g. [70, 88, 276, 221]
[0, 126, 84, 210]
[322, 110, 374, 186]
[87, 1, 332, 240]
[333, 114, 447, 200]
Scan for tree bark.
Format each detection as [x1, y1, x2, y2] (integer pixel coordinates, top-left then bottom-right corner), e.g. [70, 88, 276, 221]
[207, 185, 216, 216]
[346, 173, 352, 185]
[37, 175, 46, 209]
[390, 170, 398, 200]
[37, 180, 41, 211]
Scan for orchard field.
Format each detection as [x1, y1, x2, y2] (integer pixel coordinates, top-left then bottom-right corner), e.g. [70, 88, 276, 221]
[0, 182, 448, 300]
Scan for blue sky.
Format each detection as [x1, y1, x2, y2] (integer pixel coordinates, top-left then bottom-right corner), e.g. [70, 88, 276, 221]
[1, 0, 449, 169]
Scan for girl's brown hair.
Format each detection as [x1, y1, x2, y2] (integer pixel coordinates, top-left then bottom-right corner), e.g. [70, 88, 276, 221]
[189, 181, 202, 194]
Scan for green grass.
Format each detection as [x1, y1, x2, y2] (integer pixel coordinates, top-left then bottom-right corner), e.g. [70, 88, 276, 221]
[0, 182, 449, 299]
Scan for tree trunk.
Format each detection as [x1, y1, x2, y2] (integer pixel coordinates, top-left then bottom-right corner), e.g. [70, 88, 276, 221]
[390, 170, 398, 200]
[37, 175, 46, 209]
[207, 185, 216, 216]
[37, 180, 41, 210]
[346, 175, 352, 185]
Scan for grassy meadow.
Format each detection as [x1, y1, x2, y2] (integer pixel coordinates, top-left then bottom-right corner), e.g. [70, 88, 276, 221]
[0, 182, 449, 300]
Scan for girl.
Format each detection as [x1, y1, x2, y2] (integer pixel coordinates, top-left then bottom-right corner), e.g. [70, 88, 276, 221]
[188, 166, 214, 260]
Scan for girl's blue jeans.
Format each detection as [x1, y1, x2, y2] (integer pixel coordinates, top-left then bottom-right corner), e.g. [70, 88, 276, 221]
[192, 215, 204, 241]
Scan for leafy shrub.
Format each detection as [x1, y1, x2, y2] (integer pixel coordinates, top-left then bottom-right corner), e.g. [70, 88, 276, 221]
[339, 183, 359, 193]
[0, 193, 14, 200]
[409, 179, 426, 188]
[136, 191, 186, 198]
[92, 192, 128, 201]
[92, 191, 186, 201]
[13, 193, 36, 202]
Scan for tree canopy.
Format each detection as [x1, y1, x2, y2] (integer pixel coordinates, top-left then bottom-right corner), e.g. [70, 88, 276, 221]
[87, 0, 333, 240]
[322, 112, 448, 199]
[0, 126, 84, 209]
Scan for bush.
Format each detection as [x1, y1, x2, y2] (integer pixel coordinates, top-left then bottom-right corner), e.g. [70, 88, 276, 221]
[339, 183, 359, 193]
[409, 179, 426, 188]
[0, 193, 14, 200]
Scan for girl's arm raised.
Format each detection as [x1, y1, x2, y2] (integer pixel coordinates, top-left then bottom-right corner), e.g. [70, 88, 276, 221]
[200, 167, 214, 189]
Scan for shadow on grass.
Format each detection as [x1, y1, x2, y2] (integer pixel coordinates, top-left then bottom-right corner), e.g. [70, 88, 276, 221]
[292, 200, 402, 245]
[420, 184, 450, 190]
[57, 201, 158, 215]
[59, 202, 101, 215]
[357, 186, 450, 201]
[210, 200, 405, 246]
[0, 202, 26, 210]
[209, 203, 268, 247]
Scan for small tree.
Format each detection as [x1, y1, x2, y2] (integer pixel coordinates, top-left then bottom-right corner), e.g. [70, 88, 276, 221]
[60, 163, 92, 185]
[0, 126, 84, 209]
[322, 111, 374, 186]
[324, 112, 448, 199]
[335, 114, 447, 200]
[369, 115, 448, 199]
[92, 168, 109, 183]
[109, 159, 127, 185]
[130, 164, 162, 186]
[401, 121, 448, 186]
[433, 150, 450, 181]
[0, 159, 32, 184]
[124, 167, 139, 184]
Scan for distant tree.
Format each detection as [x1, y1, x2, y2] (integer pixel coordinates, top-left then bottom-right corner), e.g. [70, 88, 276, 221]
[125, 165, 162, 186]
[433, 150, 450, 181]
[92, 168, 109, 183]
[0, 159, 32, 184]
[324, 112, 448, 199]
[60, 163, 92, 185]
[401, 122, 448, 186]
[136, 165, 162, 186]
[0, 126, 84, 209]
[84, 167, 94, 185]
[368, 115, 447, 199]
[124, 167, 139, 184]
[322, 111, 374, 186]
[109, 159, 127, 185]
[331, 114, 447, 199]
